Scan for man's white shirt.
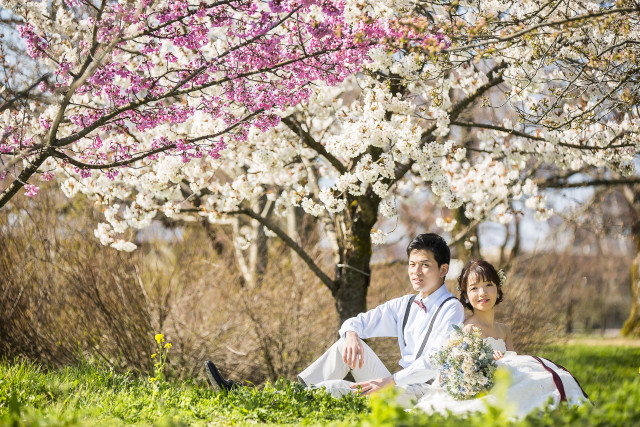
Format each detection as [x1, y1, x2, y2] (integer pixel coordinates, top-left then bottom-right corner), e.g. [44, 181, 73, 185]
[338, 284, 464, 386]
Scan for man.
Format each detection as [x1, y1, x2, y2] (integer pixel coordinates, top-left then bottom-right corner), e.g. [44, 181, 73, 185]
[205, 233, 464, 406]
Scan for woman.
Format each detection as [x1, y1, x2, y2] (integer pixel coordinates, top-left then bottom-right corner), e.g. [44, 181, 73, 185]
[415, 260, 589, 418]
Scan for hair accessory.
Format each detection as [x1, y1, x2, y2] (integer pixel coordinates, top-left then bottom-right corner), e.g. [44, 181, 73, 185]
[456, 286, 461, 292]
[498, 269, 506, 287]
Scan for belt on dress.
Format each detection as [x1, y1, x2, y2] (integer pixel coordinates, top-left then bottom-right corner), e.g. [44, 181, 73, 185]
[530, 356, 590, 402]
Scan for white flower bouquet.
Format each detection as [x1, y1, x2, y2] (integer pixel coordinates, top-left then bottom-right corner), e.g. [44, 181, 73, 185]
[431, 325, 497, 400]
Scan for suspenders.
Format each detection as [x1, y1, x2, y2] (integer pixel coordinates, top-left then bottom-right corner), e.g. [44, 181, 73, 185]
[402, 295, 457, 358]
[401, 294, 417, 338]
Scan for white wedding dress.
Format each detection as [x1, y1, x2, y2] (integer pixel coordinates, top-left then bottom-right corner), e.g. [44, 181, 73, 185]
[415, 338, 589, 419]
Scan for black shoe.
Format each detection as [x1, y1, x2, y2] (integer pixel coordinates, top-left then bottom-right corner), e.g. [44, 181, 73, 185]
[204, 361, 240, 392]
[297, 375, 308, 387]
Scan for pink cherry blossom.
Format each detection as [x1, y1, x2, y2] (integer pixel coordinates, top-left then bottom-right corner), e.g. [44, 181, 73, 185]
[24, 184, 39, 197]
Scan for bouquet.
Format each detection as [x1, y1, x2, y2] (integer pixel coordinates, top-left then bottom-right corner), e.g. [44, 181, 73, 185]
[431, 325, 497, 400]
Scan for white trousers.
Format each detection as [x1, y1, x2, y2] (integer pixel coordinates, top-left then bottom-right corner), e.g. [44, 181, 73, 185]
[298, 337, 429, 407]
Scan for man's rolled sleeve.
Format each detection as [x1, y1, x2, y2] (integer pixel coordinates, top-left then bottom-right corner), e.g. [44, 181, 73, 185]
[338, 317, 365, 338]
[393, 364, 439, 386]
[338, 297, 404, 339]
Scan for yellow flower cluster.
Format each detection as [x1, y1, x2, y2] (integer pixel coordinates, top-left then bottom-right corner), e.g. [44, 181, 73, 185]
[149, 332, 173, 386]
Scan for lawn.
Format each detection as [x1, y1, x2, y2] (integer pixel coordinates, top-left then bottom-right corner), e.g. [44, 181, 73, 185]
[1, 343, 638, 426]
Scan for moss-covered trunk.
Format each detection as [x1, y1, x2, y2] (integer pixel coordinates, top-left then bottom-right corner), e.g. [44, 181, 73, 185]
[452, 206, 480, 261]
[333, 229, 372, 324]
[621, 234, 640, 337]
[332, 195, 379, 325]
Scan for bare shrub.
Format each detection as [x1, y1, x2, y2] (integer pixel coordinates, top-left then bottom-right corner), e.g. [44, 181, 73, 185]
[0, 187, 337, 384]
[145, 236, 336, 384]
[496, 254, 568, 352]
[496, 251, 630, 352]
[0, 188, 154, 372]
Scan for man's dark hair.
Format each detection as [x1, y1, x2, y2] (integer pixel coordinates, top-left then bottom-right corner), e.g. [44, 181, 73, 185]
[406, 233, 450, 267]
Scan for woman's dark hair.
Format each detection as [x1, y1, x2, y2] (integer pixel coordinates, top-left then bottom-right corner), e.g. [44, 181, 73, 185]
[458, 259, 504, 311]
[406, 233, 450, 267]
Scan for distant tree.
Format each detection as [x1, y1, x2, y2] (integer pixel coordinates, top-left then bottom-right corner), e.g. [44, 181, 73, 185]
[553, 182, 640, 337]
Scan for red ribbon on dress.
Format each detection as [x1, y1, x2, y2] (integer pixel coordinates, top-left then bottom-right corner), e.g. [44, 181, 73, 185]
[531, 356, 567, 402]
[541, 358, 590, 401]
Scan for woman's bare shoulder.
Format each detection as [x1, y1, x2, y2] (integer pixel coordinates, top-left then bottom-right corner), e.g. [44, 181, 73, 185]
[495, 322, 511, 338]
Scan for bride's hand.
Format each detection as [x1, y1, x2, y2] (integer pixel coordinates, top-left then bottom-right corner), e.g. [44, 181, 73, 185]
[493, 350, 504, 361]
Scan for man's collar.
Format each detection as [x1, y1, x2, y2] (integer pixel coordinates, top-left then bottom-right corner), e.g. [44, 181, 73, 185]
[418, 283, 448, 308]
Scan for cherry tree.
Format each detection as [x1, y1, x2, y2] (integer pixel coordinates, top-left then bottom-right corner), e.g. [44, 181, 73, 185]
[4, 0, 640, 326]
[1, 0, 432, 206]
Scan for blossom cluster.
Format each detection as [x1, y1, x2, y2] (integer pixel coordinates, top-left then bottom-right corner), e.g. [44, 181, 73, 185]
[431, 325, 497, 400]
[2, 0, 446, 205]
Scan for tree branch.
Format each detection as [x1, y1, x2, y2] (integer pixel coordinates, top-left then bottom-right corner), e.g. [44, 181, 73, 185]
[446, 7, 640, 53]
[54, 46, 348, 148]
[281, 116, 347, 174]
[541, 177, 640, 189]
[451, 121, 637, 150]
[49, 145, 175, 170]
[48, 108, 265, 169]
[0, 152, 48, 208]
[451, 121, 545, 141]
[391, 64, 507, 185]
[226, 208, 337, 294]
[0, 74, 50, 113]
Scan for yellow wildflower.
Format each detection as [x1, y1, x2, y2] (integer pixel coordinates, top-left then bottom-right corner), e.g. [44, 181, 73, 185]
[151, 353, 156, 359]
[155, 333, 164, 344]
[164, 343, 172, 349]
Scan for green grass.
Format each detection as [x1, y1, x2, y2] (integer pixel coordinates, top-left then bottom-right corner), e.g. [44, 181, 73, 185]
[0, 361, 367, 426]
[539, 344, 639, 401]
[1, 344, 638, 426]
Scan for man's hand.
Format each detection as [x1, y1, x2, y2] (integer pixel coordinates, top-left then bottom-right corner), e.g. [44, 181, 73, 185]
[343, 331, 365, 369]
[350, 376, 395, 395]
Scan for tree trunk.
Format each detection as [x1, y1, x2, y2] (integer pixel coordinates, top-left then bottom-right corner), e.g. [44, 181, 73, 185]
[621, 233, 640, 337]
[333, 237, 372, 324]
[621, 188, 640, 338]
[332, 195, 379, 324]
[453, 205, 480, 261]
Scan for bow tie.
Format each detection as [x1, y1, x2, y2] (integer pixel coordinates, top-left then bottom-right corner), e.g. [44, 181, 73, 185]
[414, 299, 427, 313]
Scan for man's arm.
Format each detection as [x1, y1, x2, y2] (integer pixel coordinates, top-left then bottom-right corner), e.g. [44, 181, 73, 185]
[392, 301, 465, 386]
[338, 296, 405, 339]
[339, 296, 406, 370]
